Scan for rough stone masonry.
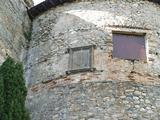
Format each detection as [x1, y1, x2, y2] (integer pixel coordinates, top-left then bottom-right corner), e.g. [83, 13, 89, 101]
[1, 0, 160, 120]
[25, 0, 160, 120]
[0, 0, 32, 64]
[25, 0, 160, 85]
[27, 81, 160, 120]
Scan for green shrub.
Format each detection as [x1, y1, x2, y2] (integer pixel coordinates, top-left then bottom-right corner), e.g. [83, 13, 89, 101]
[0, 57, 29, 120]
[0, 61, 4, 120]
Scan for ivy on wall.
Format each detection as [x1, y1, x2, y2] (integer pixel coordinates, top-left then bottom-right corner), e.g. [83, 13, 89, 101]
[0, 57, 29, 120]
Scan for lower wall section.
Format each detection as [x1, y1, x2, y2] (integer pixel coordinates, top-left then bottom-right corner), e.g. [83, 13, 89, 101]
[26, 81, 160, 120]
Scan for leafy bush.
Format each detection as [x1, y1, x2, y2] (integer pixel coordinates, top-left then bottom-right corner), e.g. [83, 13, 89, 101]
[0, 61, 4, 119]
[0, 57, 29, 120]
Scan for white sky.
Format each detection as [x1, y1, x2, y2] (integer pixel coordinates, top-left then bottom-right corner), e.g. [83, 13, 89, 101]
[33, 0, 45, 5]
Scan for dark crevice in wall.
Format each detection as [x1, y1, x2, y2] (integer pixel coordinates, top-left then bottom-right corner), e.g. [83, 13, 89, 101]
[23, 22, 33, 68]
[128, 60, 136, 81]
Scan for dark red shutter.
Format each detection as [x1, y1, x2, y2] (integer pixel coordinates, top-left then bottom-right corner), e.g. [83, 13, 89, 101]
[113, 34, 146, 60]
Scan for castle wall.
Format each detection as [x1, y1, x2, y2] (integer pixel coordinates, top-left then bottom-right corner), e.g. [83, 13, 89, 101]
[0, 0, 32, 64]
[26, 0, 160, 119]
[26, 0, 160, 85]
[27, 81, 160, 120]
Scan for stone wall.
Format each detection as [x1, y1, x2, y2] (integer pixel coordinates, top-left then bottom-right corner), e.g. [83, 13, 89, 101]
[26, 80, 160, 120]
[0, 0, 32, 64]
[26, 0, 160, 119]
[26, 0, 160, 85]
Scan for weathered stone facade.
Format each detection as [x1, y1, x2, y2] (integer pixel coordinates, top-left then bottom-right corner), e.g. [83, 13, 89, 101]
[26, 0, 160, 85]
[1, 0, 160, 119]
[25, 0, 160, 120]
[0, 0, 32, 64]
[27, 80, 160, 120]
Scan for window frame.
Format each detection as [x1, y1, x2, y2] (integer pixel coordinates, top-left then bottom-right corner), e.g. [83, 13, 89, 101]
[66, 45, 96, 74]
[112, 32, 147, 61]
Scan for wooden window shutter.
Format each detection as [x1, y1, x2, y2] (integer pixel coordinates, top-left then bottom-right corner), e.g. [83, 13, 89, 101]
[67, 45, 95, 74]
[80, 48, 91, 69]
[72, 49, 83, 70]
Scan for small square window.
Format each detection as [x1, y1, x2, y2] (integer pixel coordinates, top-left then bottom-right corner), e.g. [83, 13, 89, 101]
[112, 33, 146, 60]
[66, 45, 95, 74]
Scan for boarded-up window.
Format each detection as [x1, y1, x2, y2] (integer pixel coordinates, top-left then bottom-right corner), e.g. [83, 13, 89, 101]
[67, 45, 95, 74]
[113, 34, 146, 60]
